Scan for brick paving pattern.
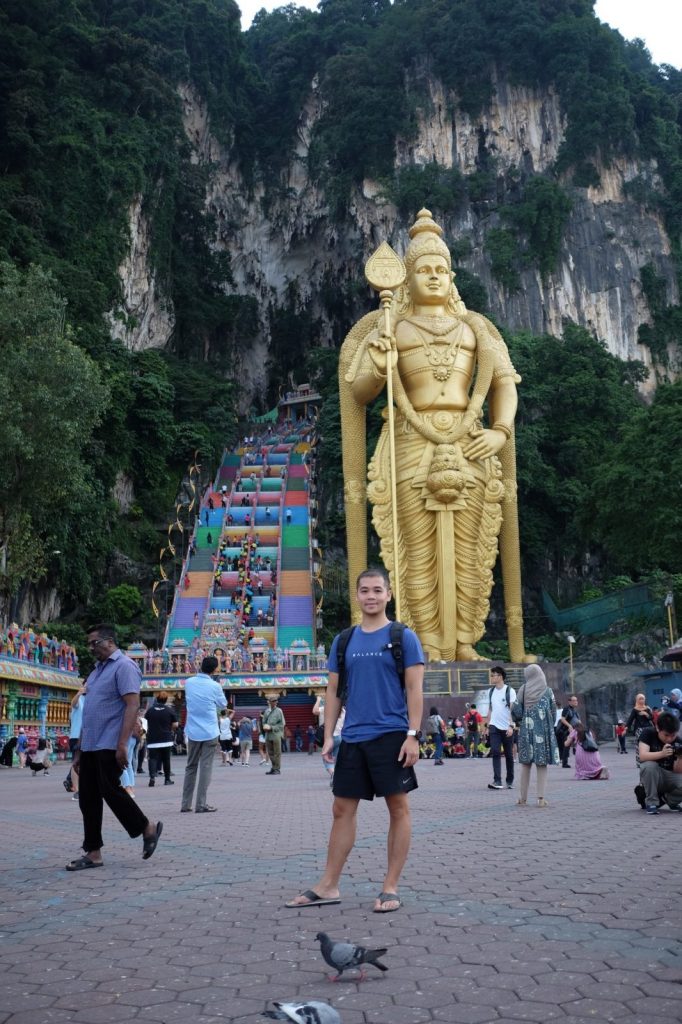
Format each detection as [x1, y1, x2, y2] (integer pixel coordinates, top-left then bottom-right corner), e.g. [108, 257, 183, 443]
[0, 744, 679, 1024]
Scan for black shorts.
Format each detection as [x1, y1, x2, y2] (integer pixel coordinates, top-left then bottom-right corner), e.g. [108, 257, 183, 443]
[219, 739, 232, 752]
[332, 731, 418, 801]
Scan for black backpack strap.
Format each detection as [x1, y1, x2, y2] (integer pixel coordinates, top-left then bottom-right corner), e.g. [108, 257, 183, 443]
[334, 626, 356, 704]
[388, 620, 406, 689]
[505, 684, 511, 708]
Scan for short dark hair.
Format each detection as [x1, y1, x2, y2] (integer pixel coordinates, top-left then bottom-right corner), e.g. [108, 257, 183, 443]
[429, 705, 439, 716]
[356, 566, 391, 590]
[657, 710, 680, 734]
[491, 666, 506, 680]
[201, 656, 219, 674]
[87, 623, 117, 644]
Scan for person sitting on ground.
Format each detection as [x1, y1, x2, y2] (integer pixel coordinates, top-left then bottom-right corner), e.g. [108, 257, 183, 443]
[451, 739, 466, 759]
[635, 709, 682, 814]
[565, 720, 609, 780]
[28, 737, 52, 776]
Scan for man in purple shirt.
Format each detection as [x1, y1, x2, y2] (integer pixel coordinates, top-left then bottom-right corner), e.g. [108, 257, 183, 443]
[66, 624, 162, 871]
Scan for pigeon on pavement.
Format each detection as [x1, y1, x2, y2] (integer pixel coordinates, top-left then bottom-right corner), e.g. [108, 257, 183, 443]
[316, 930, 388, 981]
[263, 1000, 341, 1024]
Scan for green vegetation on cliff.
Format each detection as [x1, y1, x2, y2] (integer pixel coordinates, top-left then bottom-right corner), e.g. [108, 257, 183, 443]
[0, 0, 680, 621]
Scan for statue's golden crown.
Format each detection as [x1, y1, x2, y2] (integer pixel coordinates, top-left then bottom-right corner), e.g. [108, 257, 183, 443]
[404, 208, 451, 274]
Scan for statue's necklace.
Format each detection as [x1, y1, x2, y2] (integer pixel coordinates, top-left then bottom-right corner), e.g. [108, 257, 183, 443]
[409, 317, 464, 382]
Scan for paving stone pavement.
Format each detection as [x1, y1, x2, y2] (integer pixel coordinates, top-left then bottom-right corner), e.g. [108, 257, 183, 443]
[0, 744, 679, 1024]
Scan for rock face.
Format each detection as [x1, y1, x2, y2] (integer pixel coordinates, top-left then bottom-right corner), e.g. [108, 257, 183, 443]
[106, 195, 175, 352]
[115, 71, 678, 396]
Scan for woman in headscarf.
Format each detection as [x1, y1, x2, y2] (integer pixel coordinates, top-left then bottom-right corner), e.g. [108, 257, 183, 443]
[516, 664, 559, 807]
[625, 693, 653, 768]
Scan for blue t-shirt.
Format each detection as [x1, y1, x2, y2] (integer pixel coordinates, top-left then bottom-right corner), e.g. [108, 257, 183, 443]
[69, 695, 84, 739]
[328, 623, 424, 742]
[238, 717, 253, 741]
[80, 650, 141, 751]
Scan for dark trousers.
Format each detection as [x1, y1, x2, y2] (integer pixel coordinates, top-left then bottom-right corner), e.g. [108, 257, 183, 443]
[556, 729, 571, 766]
[137, 741, 146, 772]
[78, 750, 149, 852]
[148, 747, 172, 780]
[489, 725, 514, 784]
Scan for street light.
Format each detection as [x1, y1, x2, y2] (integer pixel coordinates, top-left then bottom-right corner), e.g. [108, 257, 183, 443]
[567, 634, 576, 694]
[665, 591, 676, 647]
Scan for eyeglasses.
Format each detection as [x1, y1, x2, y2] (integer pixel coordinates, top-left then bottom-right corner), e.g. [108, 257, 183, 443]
[87, 638, 106, 649]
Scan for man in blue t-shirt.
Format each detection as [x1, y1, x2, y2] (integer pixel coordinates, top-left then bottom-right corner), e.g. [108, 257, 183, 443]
[286, 567, 424, 914]
[67, 624, 162, 871]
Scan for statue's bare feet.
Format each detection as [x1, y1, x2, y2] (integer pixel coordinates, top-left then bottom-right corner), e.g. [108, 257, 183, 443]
[509, 650, 538, 664]
[456, 645, 490, 662]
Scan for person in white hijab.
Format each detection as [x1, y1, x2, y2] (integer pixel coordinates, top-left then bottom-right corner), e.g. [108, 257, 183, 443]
[516, 664, 559, 807]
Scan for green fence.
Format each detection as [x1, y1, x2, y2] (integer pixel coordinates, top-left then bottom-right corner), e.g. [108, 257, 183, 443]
[542, 584, 660, 636]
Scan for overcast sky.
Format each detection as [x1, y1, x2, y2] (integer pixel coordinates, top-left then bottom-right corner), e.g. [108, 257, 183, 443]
[236, 1, 681, 68]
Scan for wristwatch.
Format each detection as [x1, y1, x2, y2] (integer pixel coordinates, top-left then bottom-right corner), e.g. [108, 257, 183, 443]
[407, 729, 418, 738]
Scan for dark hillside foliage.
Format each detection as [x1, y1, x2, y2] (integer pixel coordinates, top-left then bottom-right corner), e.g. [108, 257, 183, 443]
[0, 0, 680, 621]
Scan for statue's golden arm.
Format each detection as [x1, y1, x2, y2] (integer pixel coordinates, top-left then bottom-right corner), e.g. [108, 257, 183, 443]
[487, 374, 518, 434]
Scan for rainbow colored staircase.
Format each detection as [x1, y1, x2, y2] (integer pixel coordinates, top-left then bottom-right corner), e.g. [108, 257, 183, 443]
[278, 450, 314, 649]
[163, 423, 317, 662]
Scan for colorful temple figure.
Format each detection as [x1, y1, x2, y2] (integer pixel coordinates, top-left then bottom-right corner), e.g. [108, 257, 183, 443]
[340, 209, 532, 663]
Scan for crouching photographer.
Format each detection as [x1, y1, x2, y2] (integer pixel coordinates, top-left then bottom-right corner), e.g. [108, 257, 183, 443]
[635, 710, 682, 815]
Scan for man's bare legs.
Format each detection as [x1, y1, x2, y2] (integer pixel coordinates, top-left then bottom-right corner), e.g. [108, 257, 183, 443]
[374, 792, 411, 911]
[287, 791, 412, 910]
[287, 796, 359, 904]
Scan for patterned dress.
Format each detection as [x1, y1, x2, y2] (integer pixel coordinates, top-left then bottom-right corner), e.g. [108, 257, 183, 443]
[518, 688, 559, 767]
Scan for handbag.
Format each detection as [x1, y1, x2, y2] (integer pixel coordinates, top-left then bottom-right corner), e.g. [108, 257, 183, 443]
[510, 683, 525, 724]
[511, 697, 524, 724]
[581, 733, 599, 753]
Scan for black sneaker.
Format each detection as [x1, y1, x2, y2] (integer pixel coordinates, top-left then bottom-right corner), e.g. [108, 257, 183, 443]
[634, 784, 646, 809]
[266, 769, 281, 775]
[488, 783, 503, 790]
[646, 803, 659, 815]
[164, 779, 174, 786]
[148, 779, 155, 787]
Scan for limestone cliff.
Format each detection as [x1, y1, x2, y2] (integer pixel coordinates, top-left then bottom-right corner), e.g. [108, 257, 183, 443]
[114, 72, 678, 397]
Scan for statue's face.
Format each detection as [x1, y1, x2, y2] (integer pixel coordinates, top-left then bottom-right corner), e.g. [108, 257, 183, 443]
[409, 253, 451, 304]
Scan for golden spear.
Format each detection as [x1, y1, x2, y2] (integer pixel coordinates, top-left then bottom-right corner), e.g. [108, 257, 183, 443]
[364, 242, 406, 619]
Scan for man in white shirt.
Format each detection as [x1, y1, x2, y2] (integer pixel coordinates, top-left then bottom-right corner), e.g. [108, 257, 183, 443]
[485, 666, 516, 791]
[180, 656, 227, 813]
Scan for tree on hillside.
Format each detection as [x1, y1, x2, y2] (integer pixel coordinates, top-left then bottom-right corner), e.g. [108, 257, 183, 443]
[587, 380, 682, 572]
[0, 262, 108, 612]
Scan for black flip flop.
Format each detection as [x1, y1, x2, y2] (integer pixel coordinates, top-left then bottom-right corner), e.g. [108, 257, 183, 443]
[373, 891, 402, 913]
[65, 856, 102, 872]
[284, 889, 341, 908]
[142, 821, 163, 860]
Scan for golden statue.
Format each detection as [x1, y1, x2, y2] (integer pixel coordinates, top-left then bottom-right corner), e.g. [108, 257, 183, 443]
[339, 209, 532, 663]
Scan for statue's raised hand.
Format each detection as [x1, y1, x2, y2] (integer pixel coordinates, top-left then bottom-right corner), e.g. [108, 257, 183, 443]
[367, 329, 398, 376]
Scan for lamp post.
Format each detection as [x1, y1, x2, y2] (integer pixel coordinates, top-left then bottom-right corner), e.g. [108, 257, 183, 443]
[567, 634, 576, 694]
[665, 591, 676, 647]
